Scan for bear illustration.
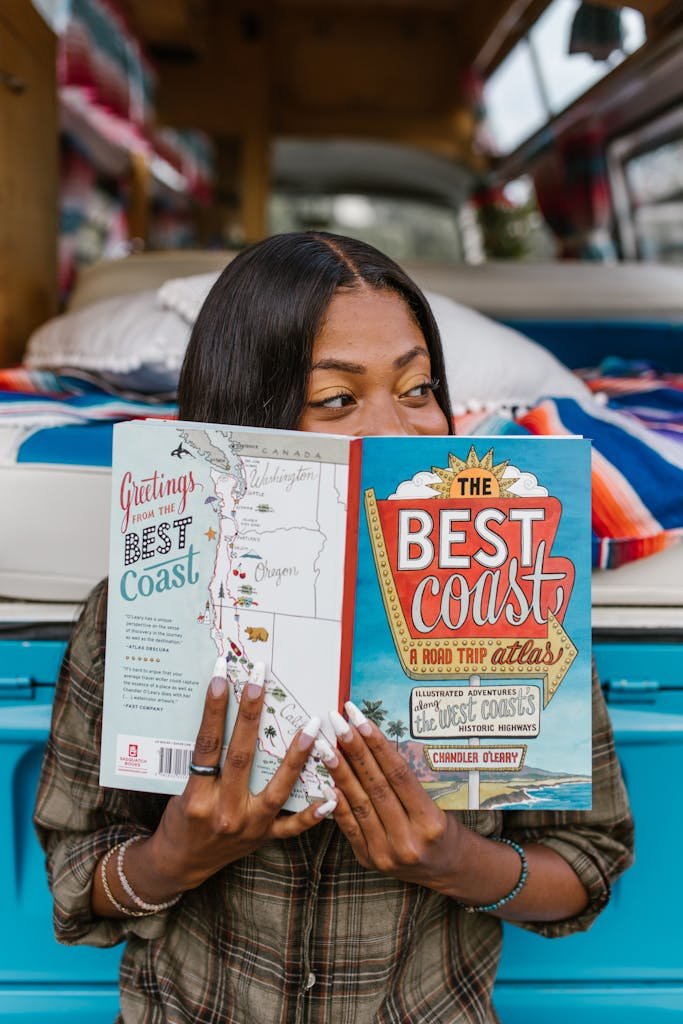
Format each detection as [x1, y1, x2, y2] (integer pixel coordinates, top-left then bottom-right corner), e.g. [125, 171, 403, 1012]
[246, 626, 269, 642]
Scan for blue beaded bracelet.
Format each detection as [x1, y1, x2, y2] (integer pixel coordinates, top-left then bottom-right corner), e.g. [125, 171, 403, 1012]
[457, 836, 528, 914]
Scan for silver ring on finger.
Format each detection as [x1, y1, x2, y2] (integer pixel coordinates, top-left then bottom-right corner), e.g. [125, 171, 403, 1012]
[189, 762, 220, 777]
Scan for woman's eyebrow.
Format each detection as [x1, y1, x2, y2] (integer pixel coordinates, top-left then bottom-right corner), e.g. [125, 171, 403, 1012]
[311, 346, 430, 375]
[393, 345, 430, 369]
[310, 358, 366, 374]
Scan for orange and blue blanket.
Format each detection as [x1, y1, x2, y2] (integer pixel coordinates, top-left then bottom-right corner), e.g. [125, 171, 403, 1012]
[459, 365, 683, 569]
[0, 369, 175, 466]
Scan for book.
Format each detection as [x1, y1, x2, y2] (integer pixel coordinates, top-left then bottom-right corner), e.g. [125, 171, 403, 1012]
[102, 420, 592, 812]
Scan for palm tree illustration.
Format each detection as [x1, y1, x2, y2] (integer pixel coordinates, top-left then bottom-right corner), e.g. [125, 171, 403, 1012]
[360, 699, 387, 726]
[386, 719, 407, 750]
[264, 724, 277, 741]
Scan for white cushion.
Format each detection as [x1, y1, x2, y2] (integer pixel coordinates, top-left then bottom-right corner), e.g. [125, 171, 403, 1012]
[424, 291, 589, 410]
[157, 272, 219, 324]
[67, 251, 233, 311]
[407, 260, 683, 318]
[24, 290, 191, 392]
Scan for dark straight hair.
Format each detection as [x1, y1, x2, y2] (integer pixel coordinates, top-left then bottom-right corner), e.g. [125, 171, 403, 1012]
[178, 231, 453, 430]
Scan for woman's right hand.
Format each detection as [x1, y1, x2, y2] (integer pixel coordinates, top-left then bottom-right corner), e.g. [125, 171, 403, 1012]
[121, 660, 333, 905]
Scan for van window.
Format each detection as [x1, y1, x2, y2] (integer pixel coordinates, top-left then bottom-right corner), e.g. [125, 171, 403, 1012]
[485, 1, 646, 156]
[609, 107, 683, 262]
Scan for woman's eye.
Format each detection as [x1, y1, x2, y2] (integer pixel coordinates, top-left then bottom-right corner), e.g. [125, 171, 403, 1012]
[401, 379, 438, 399]
[311, 391, 356, 409]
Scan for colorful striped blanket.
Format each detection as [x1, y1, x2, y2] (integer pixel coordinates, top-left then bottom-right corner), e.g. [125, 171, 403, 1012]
[457, 364, 683, 569]
[0, 369, 176, 425]
[0, 369, 176, 467]
[2, 368, 681, 570]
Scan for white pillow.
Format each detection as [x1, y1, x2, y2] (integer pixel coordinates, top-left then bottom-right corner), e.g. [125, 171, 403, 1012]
[24, 290, 191, 393]
[67, 252, 233, 311]
[157, 272, 220, 324]
[424, 291, 589, 411]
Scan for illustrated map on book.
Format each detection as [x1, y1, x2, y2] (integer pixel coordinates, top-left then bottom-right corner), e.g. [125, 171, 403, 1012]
[102, 421, 592, 812]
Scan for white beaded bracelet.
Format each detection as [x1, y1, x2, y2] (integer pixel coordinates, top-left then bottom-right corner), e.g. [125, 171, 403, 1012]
[115, 836, 182, 915]
[100, 846, 150, 918]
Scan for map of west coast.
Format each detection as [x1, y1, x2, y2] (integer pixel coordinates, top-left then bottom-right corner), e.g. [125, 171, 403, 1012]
[181, 428, 348, 804]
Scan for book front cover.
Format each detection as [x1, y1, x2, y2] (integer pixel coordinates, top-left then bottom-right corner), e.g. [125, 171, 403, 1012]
[350, 435, 592, 811]
[102, 420, 350, 809]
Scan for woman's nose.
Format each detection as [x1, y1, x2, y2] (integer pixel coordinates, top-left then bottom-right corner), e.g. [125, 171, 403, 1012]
[360, 394, 410, 436]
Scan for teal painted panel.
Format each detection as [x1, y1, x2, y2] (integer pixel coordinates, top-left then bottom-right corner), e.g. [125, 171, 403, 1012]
[0, 987, 118, 1022]
[494, 984, 683, 1022]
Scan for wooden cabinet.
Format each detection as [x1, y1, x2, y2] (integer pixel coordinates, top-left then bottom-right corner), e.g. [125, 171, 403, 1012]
[0, 1, 57, 366]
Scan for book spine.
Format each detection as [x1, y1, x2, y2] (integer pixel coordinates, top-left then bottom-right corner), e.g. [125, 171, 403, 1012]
[338, 437, 363, 710]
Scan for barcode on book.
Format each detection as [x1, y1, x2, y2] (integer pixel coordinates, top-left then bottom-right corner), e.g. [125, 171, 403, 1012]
[157, 745, 193, 778]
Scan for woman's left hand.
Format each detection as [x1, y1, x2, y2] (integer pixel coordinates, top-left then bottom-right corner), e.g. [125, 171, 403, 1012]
[320, 703, 465, 890]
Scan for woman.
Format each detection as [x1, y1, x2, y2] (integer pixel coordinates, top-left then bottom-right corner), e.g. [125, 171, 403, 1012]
[35, 232, 633, 1023]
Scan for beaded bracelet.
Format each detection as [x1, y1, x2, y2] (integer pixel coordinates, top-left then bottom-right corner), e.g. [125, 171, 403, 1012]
[456, 836, 528, 914]
[115, 836, 183, 914]
[100, 846, 152, 918]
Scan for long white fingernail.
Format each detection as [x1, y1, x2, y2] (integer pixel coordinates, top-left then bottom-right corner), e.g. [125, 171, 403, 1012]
[246, 662, 266, 699]
[345, 700, 372, 737]
[212, 656, 227, 680]
[313, 737, 339, 768]
[210, 657, 227, 696]
[298, 715, 321, 750]
[329, 710, 352, 741]
[314, 798, 337, 819]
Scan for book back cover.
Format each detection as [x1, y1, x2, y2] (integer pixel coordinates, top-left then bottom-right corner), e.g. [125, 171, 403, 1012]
[102, 420, 351, 810]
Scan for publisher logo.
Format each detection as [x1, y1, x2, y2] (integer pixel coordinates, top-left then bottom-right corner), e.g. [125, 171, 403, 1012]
[128, 743, 139, 757]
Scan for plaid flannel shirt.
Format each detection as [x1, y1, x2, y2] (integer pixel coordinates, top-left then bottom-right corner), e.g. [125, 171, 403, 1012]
[34, 581, 634, 1024]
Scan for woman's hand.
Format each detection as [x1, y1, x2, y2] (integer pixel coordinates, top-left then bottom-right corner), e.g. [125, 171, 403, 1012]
[123, 660, 333, 904]
[317, 701, 464, 892]
[317, 702, 590, 921]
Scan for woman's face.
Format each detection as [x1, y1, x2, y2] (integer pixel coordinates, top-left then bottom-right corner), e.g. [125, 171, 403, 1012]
[298, 288, 449, 437]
